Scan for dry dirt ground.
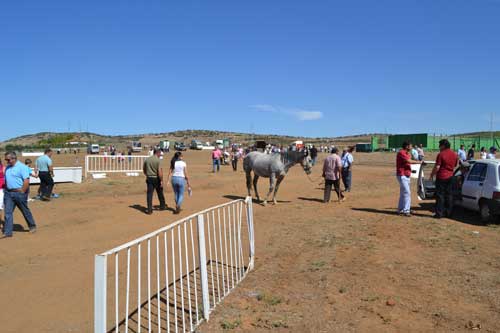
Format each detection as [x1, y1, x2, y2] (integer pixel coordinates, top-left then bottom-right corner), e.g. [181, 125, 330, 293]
[0, 151, 499, 333]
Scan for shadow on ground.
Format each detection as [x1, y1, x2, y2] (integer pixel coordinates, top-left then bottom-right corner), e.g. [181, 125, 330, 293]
[223, 195, 291, 204]
[297, 197, 324, 203]
[353, 203, 499, 227]
[129, 204, 175, 214]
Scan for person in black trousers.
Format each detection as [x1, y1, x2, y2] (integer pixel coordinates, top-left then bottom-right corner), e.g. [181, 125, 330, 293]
[143, 149, 166, 215]
[36, 149, 55, 201]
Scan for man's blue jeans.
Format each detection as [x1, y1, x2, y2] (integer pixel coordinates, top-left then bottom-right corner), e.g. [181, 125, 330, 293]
[213, 159, 220, 172]
[171, 176, 186, 208]
[3, 191, 37, 236]
[397, 175, 411, 214]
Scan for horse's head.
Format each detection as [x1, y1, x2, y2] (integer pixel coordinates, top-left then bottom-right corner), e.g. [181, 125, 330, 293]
[301, 155, 313, 175]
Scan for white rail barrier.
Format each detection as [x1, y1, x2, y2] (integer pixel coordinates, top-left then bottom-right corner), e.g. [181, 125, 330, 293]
[85, 155, 149, 178]
[94, 197, 255, 333]
[30, 167, 83, 184]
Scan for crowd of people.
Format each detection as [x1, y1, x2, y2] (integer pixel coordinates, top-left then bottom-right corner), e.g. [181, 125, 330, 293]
[396, 140, 499, 219]
[2, 138, 498, 238]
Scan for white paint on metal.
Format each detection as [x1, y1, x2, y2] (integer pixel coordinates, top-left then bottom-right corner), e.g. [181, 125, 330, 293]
[94, 199, 255, 333]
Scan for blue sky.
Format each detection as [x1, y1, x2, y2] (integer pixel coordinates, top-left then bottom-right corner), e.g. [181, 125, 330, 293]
[1, 0, 499, 141]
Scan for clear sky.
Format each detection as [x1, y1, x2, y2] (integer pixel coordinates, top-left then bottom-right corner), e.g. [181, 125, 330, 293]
[1, 0, 499, 141]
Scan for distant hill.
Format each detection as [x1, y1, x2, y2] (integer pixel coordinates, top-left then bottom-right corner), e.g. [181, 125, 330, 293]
[0, 130, 384, 151]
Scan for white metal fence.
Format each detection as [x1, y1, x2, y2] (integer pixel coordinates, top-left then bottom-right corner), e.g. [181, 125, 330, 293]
[94, 197, 255, 333]
[85, 155, 149, 177]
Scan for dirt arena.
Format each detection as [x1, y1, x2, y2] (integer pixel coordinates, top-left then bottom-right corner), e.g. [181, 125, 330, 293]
[1, 150, 499, 332]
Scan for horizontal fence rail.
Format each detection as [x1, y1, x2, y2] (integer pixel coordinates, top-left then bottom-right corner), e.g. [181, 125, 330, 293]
[85, 155, 149, 177]
[94, 197, 255, 333]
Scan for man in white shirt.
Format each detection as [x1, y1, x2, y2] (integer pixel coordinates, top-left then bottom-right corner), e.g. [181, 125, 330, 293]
[341, 147, 354, 192]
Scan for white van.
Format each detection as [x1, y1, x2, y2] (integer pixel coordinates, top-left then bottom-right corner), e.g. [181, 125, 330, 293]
[87, 144, 100, 154]
[418, 159, 500, 222]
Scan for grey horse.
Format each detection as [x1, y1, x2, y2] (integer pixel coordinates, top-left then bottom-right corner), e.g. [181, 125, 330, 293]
[243, 150, 312, 205]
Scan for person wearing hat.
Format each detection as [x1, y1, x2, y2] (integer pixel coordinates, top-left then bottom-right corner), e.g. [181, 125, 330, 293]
[430, 139, 458, 218]
[487, 146, 497, 159]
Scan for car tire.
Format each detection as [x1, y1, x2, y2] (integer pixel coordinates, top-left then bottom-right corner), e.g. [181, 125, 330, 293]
[479, 200, 492, 223]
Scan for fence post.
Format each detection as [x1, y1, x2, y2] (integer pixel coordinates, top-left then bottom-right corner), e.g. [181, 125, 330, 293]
[85, 155, 89, 179]
[197, 214, 210, 320]
[94, 255, 107, 333]
[245, 196, 255, 270]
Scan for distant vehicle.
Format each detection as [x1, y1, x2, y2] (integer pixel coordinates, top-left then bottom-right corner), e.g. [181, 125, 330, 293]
[129, 141, 142, 152]
[190, 140, 203, 150]
[417, 159, 500, 222]
[87, 144, 100, 154]
[159, 140, 170, 151]
[174, 142, 187, 151]
[215, 140, 224, 149]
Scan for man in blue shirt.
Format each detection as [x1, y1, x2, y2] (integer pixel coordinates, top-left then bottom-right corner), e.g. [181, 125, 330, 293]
[2, 152, 37, 238]
[36, 148, 54, 201]
[341, 147, 354, 192]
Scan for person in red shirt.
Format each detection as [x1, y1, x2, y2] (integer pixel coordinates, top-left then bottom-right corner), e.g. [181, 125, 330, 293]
[430, 139, 458, 218]
[396, 141, 421, 216]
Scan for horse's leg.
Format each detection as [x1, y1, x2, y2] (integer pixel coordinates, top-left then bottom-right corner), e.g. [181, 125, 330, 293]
[253, 175, 260, 202]
[272, 175, 285, 205]
[264, 174, 276, 206]
[245, 171, 252, 197]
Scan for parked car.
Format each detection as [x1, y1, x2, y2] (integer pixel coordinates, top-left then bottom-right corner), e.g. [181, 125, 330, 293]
[174, 142, 187, 151]
[190, 140, 203, 150]
[418, 159, 500, 222]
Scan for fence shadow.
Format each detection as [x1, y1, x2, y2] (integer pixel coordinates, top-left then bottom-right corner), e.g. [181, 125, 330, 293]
[108, 260, 247, 333]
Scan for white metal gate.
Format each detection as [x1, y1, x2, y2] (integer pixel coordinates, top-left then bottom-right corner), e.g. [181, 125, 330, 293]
[94, 197, 255, 333]
[85, 155, 149, 177]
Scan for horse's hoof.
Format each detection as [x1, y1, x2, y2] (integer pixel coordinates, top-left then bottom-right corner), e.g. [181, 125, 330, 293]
[272, 200, 277, 205]
[262, 201, 267, 206]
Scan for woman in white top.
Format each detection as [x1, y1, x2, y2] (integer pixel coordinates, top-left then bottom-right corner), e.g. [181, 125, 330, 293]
[480, 147, 487, 159]
[167, 152, 191, 214]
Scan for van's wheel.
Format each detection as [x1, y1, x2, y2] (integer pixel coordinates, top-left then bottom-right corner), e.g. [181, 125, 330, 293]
[479, 200, 491, 222]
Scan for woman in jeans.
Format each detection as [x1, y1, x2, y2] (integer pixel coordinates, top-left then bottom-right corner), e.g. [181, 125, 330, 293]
[167, 152, 191, 214]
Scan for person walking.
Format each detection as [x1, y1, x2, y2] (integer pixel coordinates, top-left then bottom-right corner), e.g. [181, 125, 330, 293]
[322, 147, 344, 203]
[142, 149, 166, 215]
[410, 145, 419, 161]
[36, 148, 55, 201]
[167, 152, 191, 214]
[0, 159, 5, 212]
[430, 139, 458, 218]
[341, 147, 354, 192]
[417, 144, 425, 161]
[457, 144, 467, 162]
[487, 146, 497, 159]
[231, 149, 241, 171]
[310, 146, 318, 166]
[467, 144, 476, 160]
[396, 142, 421, 216]
[212, 147, 222, 173]
[2, 152, 37, 238]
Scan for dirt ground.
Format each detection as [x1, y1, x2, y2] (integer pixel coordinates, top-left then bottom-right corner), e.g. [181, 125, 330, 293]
[0, 151, 499, 332]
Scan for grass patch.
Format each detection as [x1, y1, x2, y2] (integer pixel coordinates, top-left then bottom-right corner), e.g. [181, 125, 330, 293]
[257, 292, 282, 306]
[220, 318, 241, 330]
